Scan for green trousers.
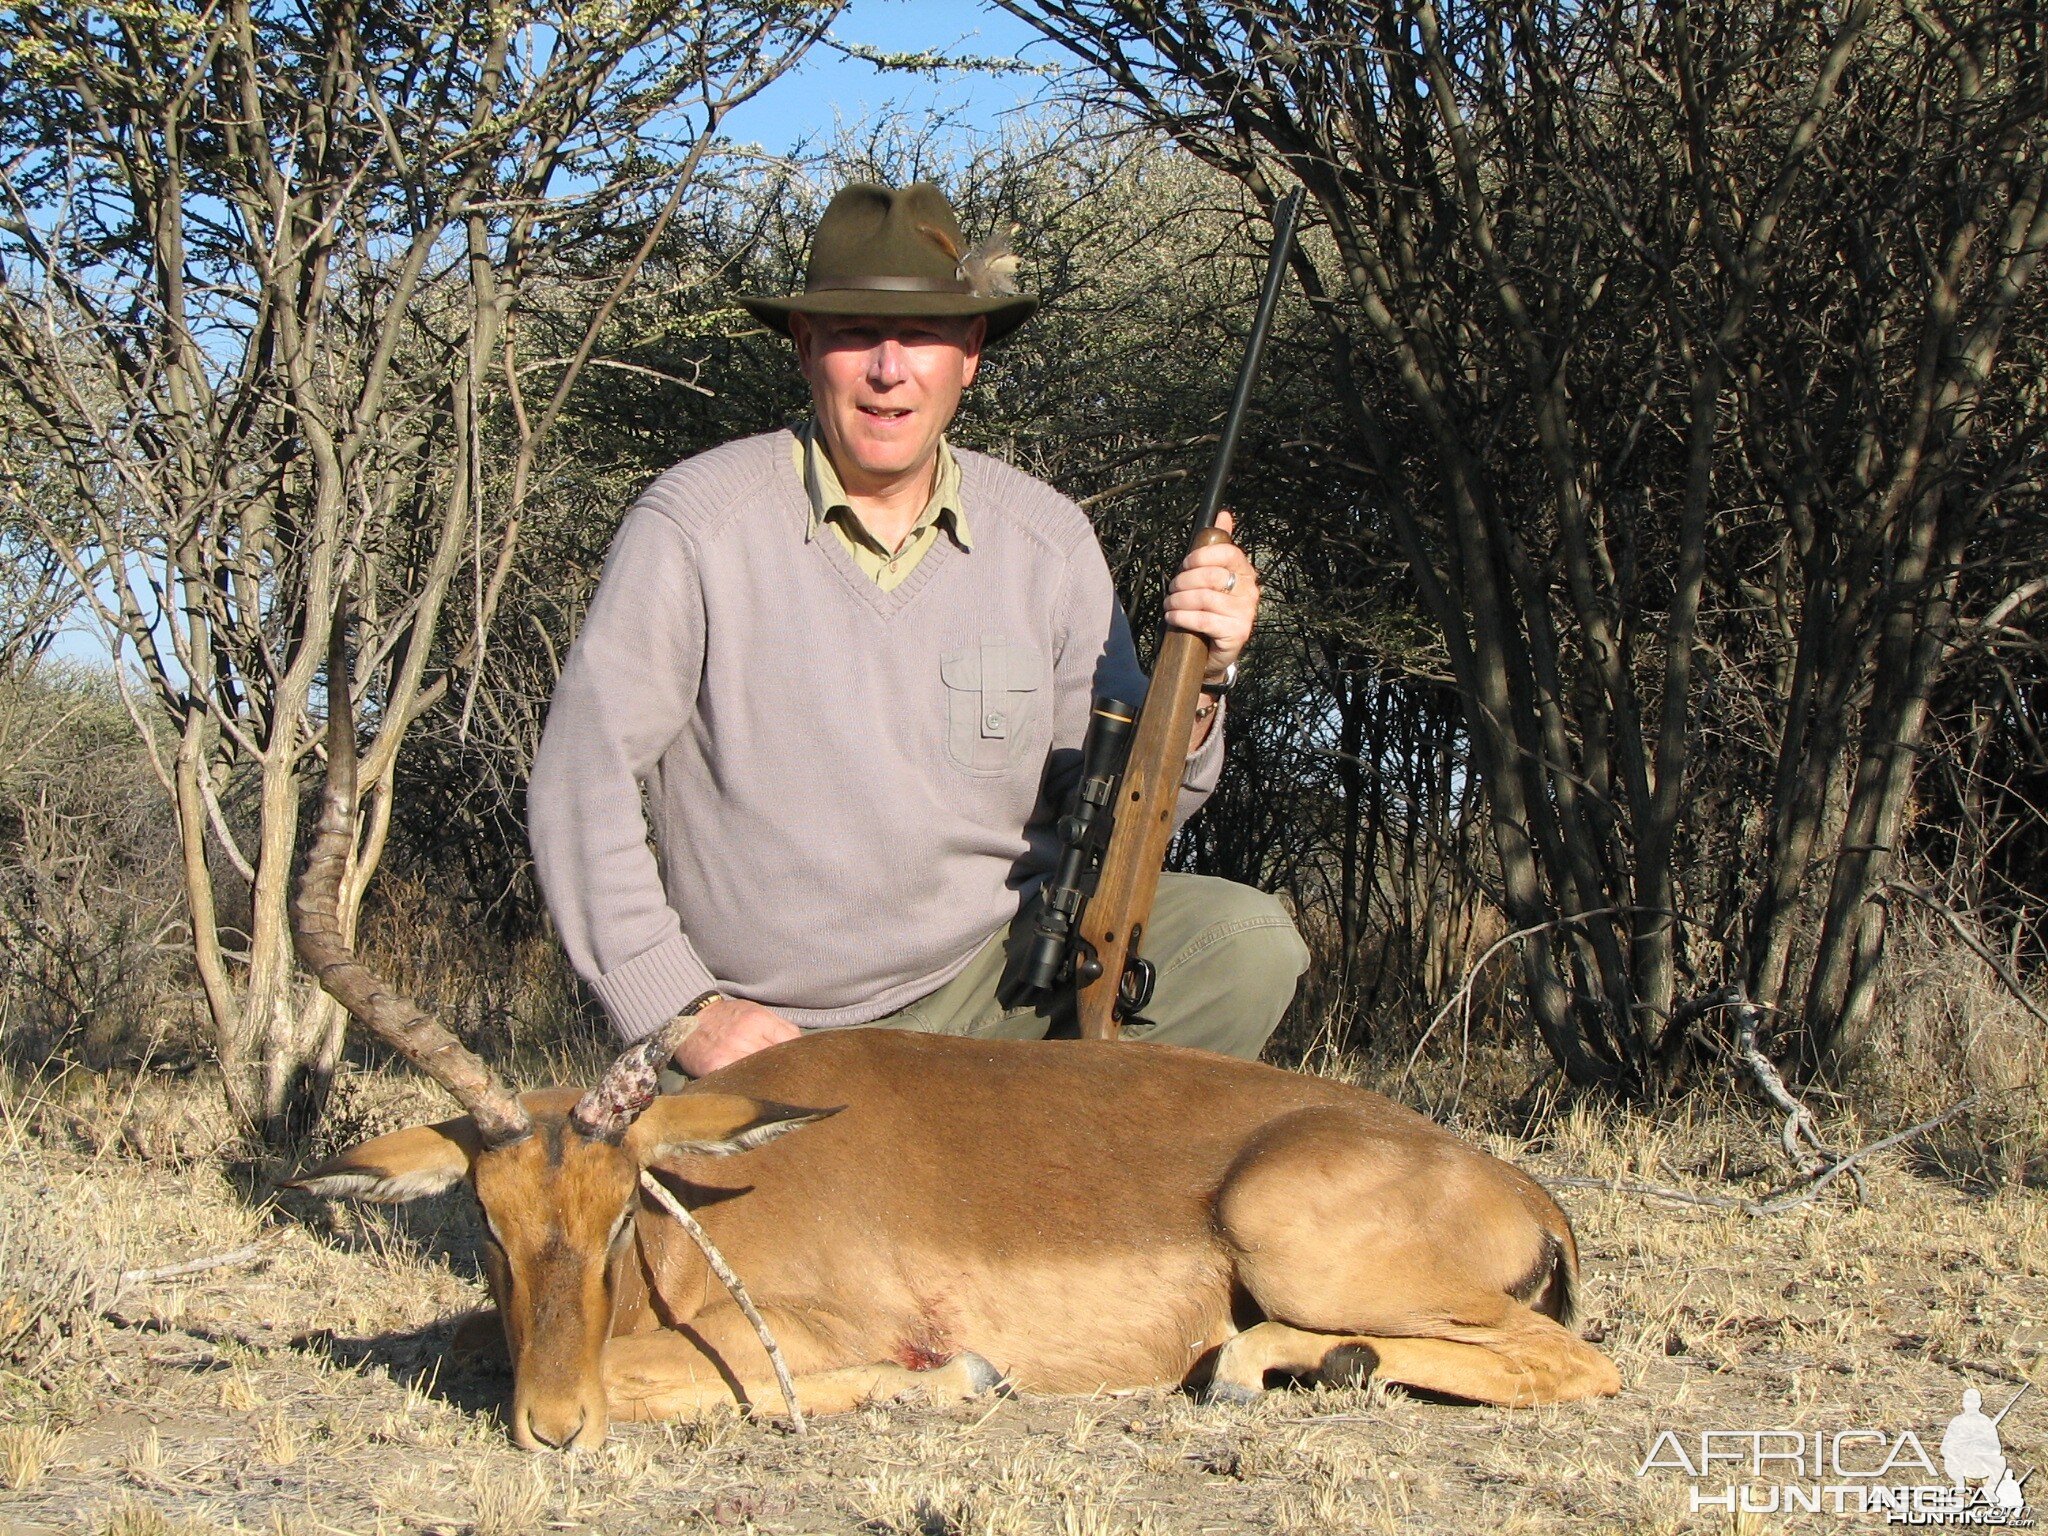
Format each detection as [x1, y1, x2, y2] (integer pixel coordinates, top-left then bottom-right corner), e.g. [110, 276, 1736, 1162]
[860, 872, 1310, 1060]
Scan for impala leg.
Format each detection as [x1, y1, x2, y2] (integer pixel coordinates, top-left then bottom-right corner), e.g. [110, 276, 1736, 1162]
[1206, 1321, 1332, 1402]
[1213, 1105, 1622, 1408]
[605, 1307, 1001, 1423]
[1322, 1325, 1618, 1406]
[1208, 1318, 1618, 1407]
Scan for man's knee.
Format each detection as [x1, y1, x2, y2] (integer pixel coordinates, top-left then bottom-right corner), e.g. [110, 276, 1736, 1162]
[1239, 900, 1313, 1004]
[1167, 879, 1309, 991]
[1132, 877, 1311, 1058]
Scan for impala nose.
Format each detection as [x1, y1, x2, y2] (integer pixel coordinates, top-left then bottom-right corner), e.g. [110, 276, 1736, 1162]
[519, 1405, 587, 1451]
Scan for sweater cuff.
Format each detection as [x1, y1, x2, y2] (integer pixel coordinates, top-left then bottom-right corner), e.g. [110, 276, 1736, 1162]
[1182, 695, 1226, 793]
[590, 933, 722, 1044]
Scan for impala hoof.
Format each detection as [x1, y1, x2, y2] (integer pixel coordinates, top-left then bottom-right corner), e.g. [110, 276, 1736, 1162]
[1318, 1343, 1380, 1389]
[952, 1351, 1009, 1397]
[1199, 1380, 1263, 1407]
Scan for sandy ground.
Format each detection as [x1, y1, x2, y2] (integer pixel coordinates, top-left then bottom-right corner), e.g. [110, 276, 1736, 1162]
[0, 1063, 2042, 1536]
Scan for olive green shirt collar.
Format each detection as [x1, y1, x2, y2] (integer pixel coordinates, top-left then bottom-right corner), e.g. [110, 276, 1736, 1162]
[794, 418, 971, 555]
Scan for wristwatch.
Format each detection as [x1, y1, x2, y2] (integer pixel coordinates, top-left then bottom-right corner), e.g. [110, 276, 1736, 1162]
[1200, 662, 1239, 696]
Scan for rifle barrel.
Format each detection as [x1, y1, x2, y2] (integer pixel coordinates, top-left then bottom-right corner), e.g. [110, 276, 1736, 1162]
[1990, 1381, 2032, 1426]
[1194, 188, 1304, 534]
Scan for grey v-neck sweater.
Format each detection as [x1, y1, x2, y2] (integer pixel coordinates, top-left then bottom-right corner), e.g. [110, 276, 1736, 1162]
[527, 430, 1226, 1042]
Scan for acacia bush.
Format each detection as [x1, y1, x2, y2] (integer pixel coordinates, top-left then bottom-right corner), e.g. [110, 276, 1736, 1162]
[1001, 0, 2048, 1089]
[0, 0, 840, 1144]
[0, 667, 187, 1070]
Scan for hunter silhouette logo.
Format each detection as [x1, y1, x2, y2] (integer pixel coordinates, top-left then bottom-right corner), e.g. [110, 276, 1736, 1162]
[1943, 1388, 2032, 1516]
[1638, 1383, 2035, 1523]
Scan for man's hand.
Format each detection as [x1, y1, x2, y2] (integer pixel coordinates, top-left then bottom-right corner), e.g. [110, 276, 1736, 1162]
[671, 996, 800, 1078]
[1163, 509, 1260, 680]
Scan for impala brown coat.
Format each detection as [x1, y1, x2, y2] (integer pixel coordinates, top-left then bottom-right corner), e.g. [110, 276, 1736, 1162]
[297, 1028, 1620, 1448]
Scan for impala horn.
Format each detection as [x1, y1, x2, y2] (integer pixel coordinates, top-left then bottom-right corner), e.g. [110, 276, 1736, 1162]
[570, 993, 722, 1143]
[291, 601, 533, 1148]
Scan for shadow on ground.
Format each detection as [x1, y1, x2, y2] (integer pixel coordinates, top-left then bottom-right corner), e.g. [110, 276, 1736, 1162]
[288, 1310, 513, 1418]
[1908, 1131, 2046, 1194]
[257, 1174, 493, 1281]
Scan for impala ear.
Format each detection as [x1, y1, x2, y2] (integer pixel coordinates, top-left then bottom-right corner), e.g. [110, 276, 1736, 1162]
[628, 1093, 839, 1164]
[286, 1117, 481, 1203]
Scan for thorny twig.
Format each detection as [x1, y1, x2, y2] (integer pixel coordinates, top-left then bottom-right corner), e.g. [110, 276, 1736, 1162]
[638, 1169, 806, 1437]
[1401, 906, 1640, 1099]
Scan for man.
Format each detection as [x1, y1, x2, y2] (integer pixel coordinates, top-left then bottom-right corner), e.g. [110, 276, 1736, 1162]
[528, 182, 1309, 1078]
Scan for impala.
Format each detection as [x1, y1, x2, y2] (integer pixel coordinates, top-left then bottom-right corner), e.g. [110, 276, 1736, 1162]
[289, 660, 1620, 1452]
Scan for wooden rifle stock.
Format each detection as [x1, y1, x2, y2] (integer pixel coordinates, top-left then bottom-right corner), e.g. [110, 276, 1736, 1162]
[1072, 589, 1224, 1037]
[1074, 190, 1302, 1040]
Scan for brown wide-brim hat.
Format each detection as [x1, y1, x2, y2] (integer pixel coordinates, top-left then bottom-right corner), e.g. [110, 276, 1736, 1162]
[739, 181, 1039, 343]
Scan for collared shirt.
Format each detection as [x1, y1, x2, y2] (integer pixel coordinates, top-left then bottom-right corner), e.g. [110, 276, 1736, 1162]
[792, 418, 970, 591]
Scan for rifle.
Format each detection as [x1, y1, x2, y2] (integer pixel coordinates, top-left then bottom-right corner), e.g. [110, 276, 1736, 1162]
[1013, 189, 1303, 1038]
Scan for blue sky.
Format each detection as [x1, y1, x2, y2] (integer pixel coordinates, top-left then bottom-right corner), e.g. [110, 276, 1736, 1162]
[723, 0, 1062, 154]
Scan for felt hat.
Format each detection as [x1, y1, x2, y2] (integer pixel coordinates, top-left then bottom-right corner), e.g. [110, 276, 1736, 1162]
[738, 182, 1038, 343]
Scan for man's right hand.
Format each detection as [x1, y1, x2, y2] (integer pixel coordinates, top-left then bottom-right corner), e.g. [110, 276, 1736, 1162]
[671, 995, 801, 1078]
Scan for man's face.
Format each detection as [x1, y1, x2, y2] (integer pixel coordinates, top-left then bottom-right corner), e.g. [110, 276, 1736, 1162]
[790, 312, 986, 490]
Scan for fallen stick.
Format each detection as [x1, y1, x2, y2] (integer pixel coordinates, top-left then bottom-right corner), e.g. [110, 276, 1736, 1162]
[1677, 983, 1866, 1201]
[1728, 992, 1841, 1179]
[117, 1230, 288, 1289]
[1545, 1092, 1985, 1216]
[1743, 1092, 1981, 1214]
[1543, 1174, 1747, 1210]
[639, 1169, 806, 1437]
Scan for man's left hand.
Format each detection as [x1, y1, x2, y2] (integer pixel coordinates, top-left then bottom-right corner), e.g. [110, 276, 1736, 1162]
[1164, 509, 1260, 680]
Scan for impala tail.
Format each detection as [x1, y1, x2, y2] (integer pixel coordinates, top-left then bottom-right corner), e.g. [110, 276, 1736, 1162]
[1513, 1230, 1578, 1329]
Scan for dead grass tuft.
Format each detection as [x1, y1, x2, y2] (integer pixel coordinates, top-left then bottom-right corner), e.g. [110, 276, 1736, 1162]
[468, 1460, 551, 1536]
[1049, 1486, 1161, 1536]
[0, 1416, 66, 1489]
[119, 1424, 165, 1485]
[256, 1407, 303, 1466]
[1860, 904, 2048, 1183]
[216, 1359, 262, 1412]
[0, 1107, 121, 1385]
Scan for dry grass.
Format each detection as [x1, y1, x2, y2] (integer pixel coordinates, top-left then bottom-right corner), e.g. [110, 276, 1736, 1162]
[0, 1023, 2041, 1536]
[0, 1419, 66, 1491]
